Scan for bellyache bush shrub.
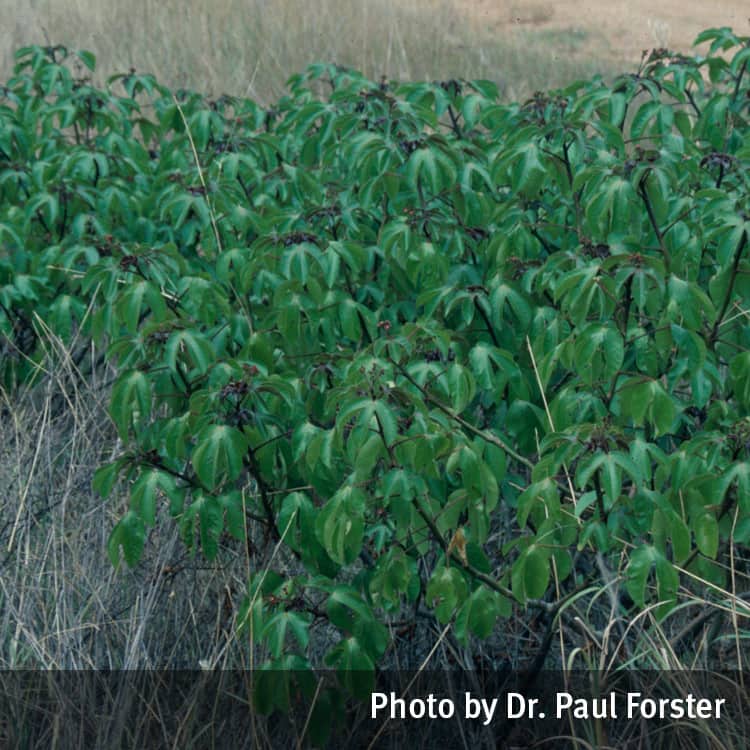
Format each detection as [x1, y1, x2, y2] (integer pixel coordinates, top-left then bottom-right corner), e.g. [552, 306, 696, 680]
[2, 27, 750, 710]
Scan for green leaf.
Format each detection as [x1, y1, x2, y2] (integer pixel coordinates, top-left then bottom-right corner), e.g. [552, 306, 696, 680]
[730, 353, 750, 408]
[315, 487, 365, 565]
[446, 363, 476, 413]
[262, 610, 311, 657]
[77, 49, 96, 71]
[626, 544, 656, 609]
[511, 545, 549, 603]
[130, 468, 177, 526]
[110, 370, 151, 438]
[693, 513, 719, 559]
[618, 377, 677, 436]
[93, 459, 126, 499]
[369, 551, 416, 608]
[191, 425, 249, 489]
[626, 545, 677, 613]
[165, 329, 214, 376]
[405, 143, 457, 196]
[116, 280, 168, 333]
[510, 141, 546, 196]
[326, 587, 372, 632]
[426, 564, 469, 623]
[324, 637, 374, 698]
[108, 510, 146, 567]
[455, 586, 501, 642]
[573, 323, 624, 386]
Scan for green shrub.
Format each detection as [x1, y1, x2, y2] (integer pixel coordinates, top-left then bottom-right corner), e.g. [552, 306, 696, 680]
[1, 29, 749, 723]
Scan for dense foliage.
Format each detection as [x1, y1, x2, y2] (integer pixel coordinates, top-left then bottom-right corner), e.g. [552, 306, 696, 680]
[1, 29, 750, 712]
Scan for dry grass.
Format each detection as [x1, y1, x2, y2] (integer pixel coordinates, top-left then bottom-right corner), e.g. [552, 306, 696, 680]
[2, 0, 624, 103]
[0, 326, 250, 669]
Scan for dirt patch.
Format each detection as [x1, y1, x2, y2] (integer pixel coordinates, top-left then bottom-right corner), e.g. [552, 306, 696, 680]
[453, 0, 750, 64]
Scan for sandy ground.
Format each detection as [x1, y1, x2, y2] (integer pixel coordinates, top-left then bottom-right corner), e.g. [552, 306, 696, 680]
[454, 0, 750, 63]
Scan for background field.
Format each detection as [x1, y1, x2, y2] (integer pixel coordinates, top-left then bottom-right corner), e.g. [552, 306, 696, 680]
[2, 0, 749, 103]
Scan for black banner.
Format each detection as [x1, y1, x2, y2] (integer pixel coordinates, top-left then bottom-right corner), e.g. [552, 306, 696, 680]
[1, 669, 747, 748]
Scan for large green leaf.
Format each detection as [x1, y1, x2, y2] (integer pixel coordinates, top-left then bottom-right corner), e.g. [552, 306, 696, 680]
[191, 425, 249, 489]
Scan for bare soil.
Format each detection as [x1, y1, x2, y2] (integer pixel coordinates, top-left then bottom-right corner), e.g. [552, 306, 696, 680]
[454, 0, 750, 64]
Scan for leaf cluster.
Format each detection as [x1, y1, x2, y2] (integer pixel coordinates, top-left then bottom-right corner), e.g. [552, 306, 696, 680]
[2, 33, 750, 712]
